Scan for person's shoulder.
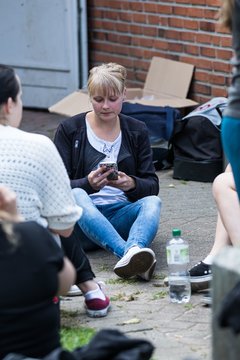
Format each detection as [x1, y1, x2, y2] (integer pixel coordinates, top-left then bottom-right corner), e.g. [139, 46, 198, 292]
[14, 220, 46, 233]
[15, 127, 51, 143]
[3, 127, 53, 147]
[60, 112, 87, 130]
[14, 221, 63, 253]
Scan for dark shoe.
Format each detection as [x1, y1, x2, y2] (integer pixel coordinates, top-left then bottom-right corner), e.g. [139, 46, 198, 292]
[202, 291, 212, 306]
[163, 276, 169, 287]
[189, 261, 212, 292]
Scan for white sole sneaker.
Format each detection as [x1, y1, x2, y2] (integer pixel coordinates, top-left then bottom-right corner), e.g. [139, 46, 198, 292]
[66, 285, 82, 297]
[114, 247, 155, 279]
[138, 259, 157, 281]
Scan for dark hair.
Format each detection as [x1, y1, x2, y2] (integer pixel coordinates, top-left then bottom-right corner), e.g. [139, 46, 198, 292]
[0, 64, 19, 106]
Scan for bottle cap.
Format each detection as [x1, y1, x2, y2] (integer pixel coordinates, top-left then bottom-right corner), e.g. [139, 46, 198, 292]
[172, 228, 181, 237]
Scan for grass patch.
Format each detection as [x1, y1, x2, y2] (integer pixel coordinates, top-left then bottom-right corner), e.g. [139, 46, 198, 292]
[184, 303, 195, 310]
[60, 326, 96, 351]
[111, 290, 141, 301]
[152, 290, 168, 300]
[107, 278, 137, 285]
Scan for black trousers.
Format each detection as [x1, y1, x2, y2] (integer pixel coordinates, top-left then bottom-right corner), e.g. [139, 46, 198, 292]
[61, 226, 95, 284]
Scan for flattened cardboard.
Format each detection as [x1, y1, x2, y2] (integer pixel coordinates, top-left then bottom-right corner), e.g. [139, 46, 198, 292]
[49, 91, 92, 117]
[126, 56, 198, 109]
[49, 56, 197, 117]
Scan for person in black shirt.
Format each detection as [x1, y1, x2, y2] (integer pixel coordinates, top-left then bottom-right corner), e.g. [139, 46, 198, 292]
[0, 185, 75, 358]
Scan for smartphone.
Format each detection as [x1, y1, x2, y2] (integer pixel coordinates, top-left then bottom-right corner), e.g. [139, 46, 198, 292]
[99, 161, 118, 180]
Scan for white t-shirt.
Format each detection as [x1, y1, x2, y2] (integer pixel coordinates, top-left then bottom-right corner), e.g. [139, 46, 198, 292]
[0, 125, 82, 230]
[86, 120, 127, 205]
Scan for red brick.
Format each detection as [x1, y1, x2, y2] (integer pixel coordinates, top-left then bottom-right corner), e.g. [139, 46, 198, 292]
[200, 47, 216, 58]
[184, 44, 199, 56]
[147, 14, 161, 25]
[200, 21, 216, 32]
[87, 0, 235, 104]
[132, 13, 147, 24]
[212, 87, 228, 97]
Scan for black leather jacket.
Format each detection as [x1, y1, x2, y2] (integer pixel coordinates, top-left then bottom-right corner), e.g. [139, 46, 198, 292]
[54, 112, 159, 202]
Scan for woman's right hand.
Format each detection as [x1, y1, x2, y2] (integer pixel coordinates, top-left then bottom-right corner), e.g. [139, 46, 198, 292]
[88, 167, 112, 191]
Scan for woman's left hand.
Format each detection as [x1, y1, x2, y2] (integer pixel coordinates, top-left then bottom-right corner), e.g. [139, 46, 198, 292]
[108, 171, 136, 192]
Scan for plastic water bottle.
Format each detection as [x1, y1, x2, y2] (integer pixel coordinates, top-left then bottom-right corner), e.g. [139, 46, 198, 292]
[166, 229, 191, 303]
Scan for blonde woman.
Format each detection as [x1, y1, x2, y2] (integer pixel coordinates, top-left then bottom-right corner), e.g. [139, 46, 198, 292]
[54, 62, 161, 281]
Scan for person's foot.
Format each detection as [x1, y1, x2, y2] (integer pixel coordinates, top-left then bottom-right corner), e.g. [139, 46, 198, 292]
[114, 246, 155, 279]
[202, 290, 212, 306]
[189, 261, 212, 292]
[84, 281, 111, 318]
[138, 259, 157, 281]
[66, 285, 82, 297]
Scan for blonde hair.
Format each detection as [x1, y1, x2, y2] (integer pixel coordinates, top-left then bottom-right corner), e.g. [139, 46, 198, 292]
[218, 0, 234, 30]
[87, 63, 127, 98]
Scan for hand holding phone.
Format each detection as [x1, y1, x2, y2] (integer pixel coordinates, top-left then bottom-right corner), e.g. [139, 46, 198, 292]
[99, 161, 118, 180]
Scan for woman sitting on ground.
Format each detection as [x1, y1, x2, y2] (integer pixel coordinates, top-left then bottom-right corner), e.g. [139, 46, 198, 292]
[54, 62, 161, 281]
[0, 185, 76, 358]
[0, 186, 153, 359]
[0, 64, 110, 317]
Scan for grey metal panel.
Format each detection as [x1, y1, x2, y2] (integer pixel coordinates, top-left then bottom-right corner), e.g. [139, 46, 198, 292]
[0, 0, 80, 108]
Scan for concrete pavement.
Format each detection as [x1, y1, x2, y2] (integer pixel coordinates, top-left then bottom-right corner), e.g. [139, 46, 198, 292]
[21, 109, 215, 360]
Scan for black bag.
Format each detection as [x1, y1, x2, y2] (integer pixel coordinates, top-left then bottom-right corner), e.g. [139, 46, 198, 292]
[121, 102, 180, 170]
[172, 97, 228, 182]
[3, 329, 154, 360]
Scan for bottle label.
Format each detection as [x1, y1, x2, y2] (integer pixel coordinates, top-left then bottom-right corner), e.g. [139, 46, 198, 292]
[166, 245, 189, 264]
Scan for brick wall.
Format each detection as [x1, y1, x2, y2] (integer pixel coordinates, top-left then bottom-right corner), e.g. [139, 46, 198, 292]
[87, 0, 233, 105]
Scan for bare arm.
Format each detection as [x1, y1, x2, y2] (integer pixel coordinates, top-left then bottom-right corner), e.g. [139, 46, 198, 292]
[57, 256, 76, 296]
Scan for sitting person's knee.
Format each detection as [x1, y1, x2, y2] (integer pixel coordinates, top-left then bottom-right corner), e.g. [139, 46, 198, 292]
[212, 171, 234, 200]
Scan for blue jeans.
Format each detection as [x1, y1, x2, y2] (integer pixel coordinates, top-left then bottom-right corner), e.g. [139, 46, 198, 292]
[221, 116, 240, 201]
[72, 188, 161, 258]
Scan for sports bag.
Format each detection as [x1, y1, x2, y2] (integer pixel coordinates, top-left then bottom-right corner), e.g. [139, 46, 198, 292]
[121, 102, 180, 170]
[172, 97, 228, 182]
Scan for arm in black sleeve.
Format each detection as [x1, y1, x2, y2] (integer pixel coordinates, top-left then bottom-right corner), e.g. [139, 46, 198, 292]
[123, 126, 159, 201]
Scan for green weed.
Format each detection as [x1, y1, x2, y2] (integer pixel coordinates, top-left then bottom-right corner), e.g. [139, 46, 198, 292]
[60, 326, 96, 350]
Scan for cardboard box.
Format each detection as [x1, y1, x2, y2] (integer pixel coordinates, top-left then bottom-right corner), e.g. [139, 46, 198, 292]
[49, 56, 198, 117]
[48, 90, 92, 117]
[126, 56, 197, 109]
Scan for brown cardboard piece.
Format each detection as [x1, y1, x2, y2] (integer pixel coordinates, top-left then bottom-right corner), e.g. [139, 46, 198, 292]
[49, 56, 198, 117]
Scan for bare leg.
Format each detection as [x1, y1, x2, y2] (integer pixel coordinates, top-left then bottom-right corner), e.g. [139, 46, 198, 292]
[78, 280, 100, 294]
[212, 171, 240, 248]
[189, 166, 239, 291]
[208, 212, 231, 257]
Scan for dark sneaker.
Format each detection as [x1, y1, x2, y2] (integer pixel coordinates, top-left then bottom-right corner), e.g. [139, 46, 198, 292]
[163, 276, 169, 287]
[189, 261, 212, 292]
[202, 291, 212, 306]
[85, 282, 110, 318]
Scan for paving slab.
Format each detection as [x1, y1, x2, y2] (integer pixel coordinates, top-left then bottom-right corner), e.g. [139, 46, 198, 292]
[21, 109, 214, 360]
